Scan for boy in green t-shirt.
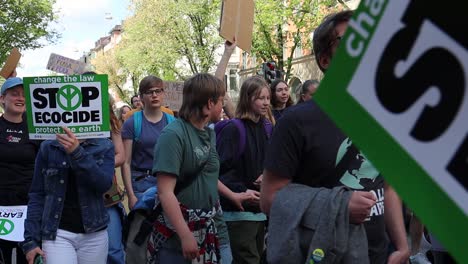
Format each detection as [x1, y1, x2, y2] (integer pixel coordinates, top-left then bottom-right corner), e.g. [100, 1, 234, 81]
[150, 73, 251, 264]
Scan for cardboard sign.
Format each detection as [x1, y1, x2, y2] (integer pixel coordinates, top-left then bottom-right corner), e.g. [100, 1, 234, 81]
[0, 48, 21, 78]
[0, 206, 27, 242]
[315, 1, 467, 262]
[219, 0, 254, 52]
[164, 81, 184, 111]
[46, 53, 87, 75]
[23, 74, 110, 139]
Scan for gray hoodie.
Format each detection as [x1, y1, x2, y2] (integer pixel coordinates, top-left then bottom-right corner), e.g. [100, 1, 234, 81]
[267, 184, 369, 264]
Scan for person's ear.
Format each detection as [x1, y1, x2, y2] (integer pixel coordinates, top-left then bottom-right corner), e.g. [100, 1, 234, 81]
[318, 53, 331, 70]
[207, 98, 214, 110]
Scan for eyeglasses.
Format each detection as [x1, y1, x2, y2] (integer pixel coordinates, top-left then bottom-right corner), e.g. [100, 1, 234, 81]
[143, 88, 164, 96]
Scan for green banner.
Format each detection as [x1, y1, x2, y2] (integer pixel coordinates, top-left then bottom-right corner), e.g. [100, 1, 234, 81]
[23, 74, 110, 139]
[315, 0, 467, 262]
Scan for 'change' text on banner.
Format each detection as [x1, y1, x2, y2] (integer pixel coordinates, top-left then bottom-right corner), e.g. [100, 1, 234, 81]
[24, 74, 111, 139]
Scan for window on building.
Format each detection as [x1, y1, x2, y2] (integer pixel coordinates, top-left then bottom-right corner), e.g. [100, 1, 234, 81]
[229, 69, 238, 91]
[242, 51, 248, 70]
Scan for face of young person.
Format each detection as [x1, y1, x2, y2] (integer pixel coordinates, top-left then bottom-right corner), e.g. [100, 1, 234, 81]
[252, 87, 270, 117]
[121, 106, 131, 118]
[131, 96, 142, 109]
[0, 86, 25, 115]
[275, 82, 290, 105]
[301, 84, 318, 102]
[321, 21, 349, 71]
[141, 87, 165, 109]
[210, 96, 224, 123]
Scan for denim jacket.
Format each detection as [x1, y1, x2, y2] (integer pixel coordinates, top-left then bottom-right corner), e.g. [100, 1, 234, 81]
[21, 138, 114, 254]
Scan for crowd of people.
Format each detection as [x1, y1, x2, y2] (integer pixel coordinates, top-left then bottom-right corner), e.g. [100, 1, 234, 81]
[0, 10, 455, 264]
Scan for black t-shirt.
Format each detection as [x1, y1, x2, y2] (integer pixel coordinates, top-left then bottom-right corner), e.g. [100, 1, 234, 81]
[264, 100, 388, 264]
[59, 169, 85, 233]
[0, 116, 41, 205]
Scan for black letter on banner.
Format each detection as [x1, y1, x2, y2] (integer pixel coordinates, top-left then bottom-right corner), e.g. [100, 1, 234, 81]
[81, 87, 99, 107]
[33, 88, 48, 109]
[375, 1, 465, 142]
[447, 134, 468, 190]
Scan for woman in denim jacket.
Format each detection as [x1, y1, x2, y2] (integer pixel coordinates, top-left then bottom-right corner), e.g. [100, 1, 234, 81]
[21, 127, 114, 264]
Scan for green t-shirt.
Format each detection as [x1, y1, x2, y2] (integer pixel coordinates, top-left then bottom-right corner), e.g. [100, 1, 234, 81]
[153, 118, 229, 246]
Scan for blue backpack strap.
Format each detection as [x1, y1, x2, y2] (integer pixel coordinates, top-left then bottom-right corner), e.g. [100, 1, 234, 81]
[163, 112, 176, 124]
[133, 111, 143, 142]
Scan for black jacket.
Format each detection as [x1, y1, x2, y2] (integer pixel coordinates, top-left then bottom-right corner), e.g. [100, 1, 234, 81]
[217, 118, 269, 212]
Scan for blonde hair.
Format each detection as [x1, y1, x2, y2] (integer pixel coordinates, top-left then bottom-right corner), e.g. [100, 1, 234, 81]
[236, 76, 270, 122]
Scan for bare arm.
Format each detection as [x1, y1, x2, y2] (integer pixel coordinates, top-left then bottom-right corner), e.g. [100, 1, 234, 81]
[218, 180, 257, 211]
[215, 40, 236, 119]
[121, 138, 137, 209]
[385, 183, 410, 264]
[259, 169, 291, 215]
[111, 131, 125, 167]
[158, 173, 199, 260]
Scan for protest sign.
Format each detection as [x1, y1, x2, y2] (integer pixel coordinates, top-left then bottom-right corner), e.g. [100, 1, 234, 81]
[46, 53, 87, 75]
[163, 81, 184, 111]
[315, 1, 467, 262]
[0, 48, 21, 78]
[0, 206, 27, 242]
[219, 0, 254, 52]
[23, 74, 110, 139]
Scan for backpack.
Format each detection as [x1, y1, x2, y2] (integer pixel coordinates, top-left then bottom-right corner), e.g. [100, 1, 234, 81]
[214, 118, 273, 160]
[133, 110, 176, 142]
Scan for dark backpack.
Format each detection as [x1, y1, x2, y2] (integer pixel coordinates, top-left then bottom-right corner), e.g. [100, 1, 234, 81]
[214, 118, 273, 160]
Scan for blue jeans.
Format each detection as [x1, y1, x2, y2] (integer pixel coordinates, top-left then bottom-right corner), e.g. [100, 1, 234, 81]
[220, 242, 233, 264]
[107, 205, 125, 264]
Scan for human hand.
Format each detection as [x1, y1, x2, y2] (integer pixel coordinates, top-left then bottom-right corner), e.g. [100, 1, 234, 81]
[180, 232, 200, 260]
[348, 191, 376, 224]
[388, 249, 410, 264]
[244, 189, 261, 207]
[253, 174, 263, 187]
[128, 194, 138, 210]
[26, 247, 44, 264]
[224, 38, 236, 53]
[56, 127, 80, 154]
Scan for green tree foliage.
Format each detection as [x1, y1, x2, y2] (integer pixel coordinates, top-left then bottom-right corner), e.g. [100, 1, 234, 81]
[117, 0, 223, 81]
[253, 0, 344, 81]
[91, 49, 132, 104]
[0, 0, 59, 64]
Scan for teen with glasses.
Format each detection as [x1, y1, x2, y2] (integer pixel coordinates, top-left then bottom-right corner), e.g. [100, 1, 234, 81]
[121, 75, 173, 210]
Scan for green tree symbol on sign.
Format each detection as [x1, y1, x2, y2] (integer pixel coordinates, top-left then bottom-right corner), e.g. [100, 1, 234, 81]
[0, 219, 15, 236]
[57, 85, 83, 111]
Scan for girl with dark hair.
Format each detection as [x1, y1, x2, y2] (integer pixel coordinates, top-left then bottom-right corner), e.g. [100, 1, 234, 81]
[217, 76, 271, 264]
[270, 79, 293, 121]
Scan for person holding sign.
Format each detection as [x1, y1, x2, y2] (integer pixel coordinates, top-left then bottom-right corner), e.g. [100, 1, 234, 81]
[121, 75, 174, 210]
[260, 10, 409, 264]
[0, 77, 41, 264]
[21, 128, 114, 264]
